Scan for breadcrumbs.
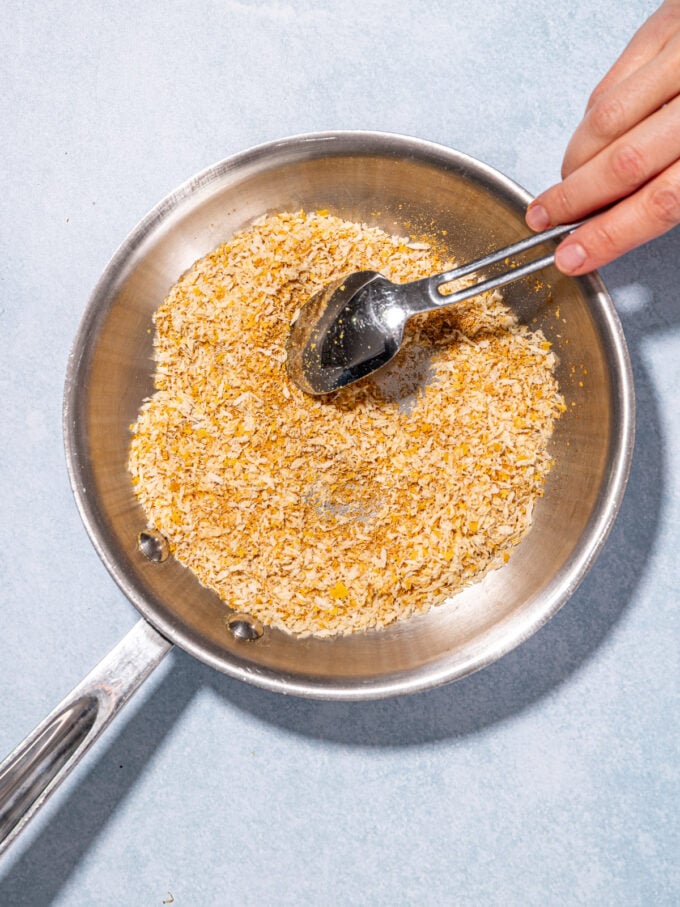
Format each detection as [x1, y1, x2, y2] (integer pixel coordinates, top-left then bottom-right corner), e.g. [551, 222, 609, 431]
[128, 211, 563, 636]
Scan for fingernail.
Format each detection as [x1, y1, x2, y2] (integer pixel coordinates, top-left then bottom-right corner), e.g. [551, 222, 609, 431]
[526, 203, 551, 231]
[555, 242, 587, 274]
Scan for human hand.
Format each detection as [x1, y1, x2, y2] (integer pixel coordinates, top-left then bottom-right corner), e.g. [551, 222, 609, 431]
[526, 0, 680, 274]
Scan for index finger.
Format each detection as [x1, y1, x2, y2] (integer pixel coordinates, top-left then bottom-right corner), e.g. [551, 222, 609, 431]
[553, 157, 680, 274]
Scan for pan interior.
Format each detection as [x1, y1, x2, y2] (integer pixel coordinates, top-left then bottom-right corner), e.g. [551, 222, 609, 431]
[65, 133, 633, 698]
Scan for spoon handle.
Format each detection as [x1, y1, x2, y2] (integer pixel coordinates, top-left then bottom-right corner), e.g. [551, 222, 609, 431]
[423, 219, 586, 309]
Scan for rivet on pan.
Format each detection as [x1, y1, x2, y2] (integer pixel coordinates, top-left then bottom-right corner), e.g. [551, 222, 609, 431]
[227, 613, 264, 640]
[138, 530, 170, 563]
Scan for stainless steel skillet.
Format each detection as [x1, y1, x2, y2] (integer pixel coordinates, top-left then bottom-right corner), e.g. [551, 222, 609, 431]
[0, 131, 635, 854]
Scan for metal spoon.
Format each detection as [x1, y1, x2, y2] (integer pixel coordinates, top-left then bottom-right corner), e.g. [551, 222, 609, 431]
[285, 221, 584, 395]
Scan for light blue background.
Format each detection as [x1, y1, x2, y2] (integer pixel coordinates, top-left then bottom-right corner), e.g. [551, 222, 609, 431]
[1, 1, 678, 904]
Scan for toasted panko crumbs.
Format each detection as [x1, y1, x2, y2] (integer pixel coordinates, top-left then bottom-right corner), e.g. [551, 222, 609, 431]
[128, 211, 564, 637]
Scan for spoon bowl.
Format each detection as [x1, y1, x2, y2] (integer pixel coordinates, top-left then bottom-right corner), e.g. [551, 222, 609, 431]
[286, 271, 405, 395]
[286, 221, 585, 395]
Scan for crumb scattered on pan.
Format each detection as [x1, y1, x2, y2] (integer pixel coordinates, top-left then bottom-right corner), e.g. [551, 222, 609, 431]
[128, 211, 564, 637]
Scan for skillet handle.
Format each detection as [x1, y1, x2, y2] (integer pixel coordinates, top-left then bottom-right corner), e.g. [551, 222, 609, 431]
[0, 619, 172, 856]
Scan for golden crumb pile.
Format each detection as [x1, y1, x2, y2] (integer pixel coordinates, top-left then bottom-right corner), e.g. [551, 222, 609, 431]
[128, 211, 564, 636]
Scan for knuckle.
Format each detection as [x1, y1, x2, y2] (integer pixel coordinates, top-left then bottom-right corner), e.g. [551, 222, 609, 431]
[589, 94, 626, 138]
[552, 180, 578, 219]
[589, 218, 624, 258]
[586, 85, 606, 113]
[610, 143, 647, 189]
[647, 180, 680, 225]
